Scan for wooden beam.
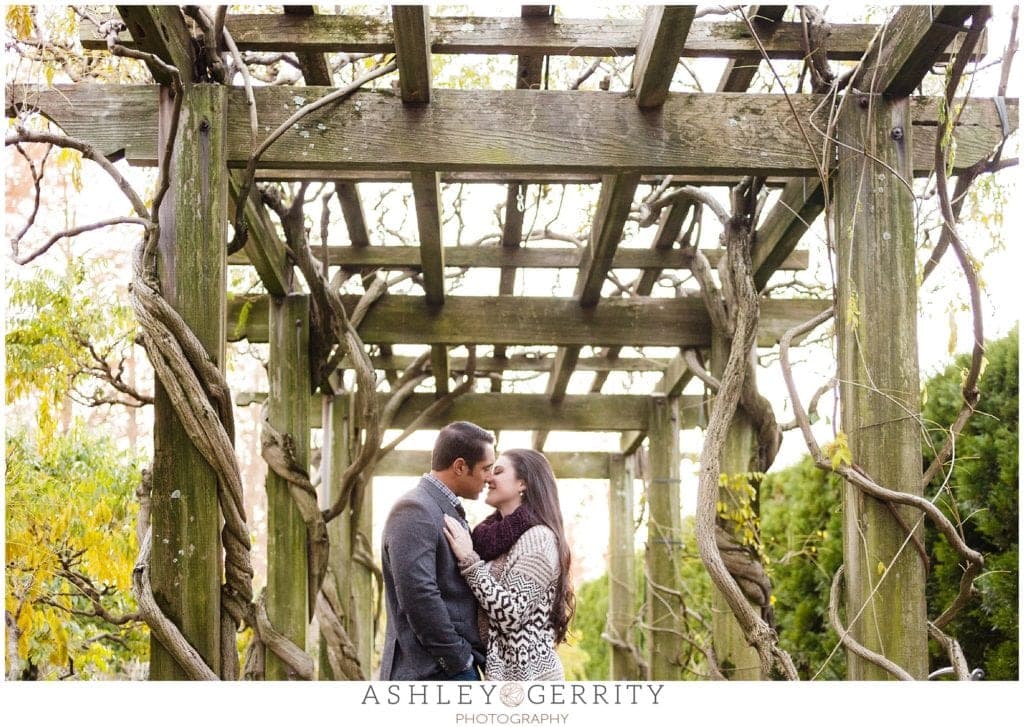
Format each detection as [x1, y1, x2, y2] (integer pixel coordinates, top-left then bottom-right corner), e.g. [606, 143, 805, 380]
[835, 94, 926, 680]
[84, 17, 955, 62]
[371, 449, 611, 480]
[239, 392, 703, 432]
[749, 6, 984, 293]
[228, 293, 831, 348]
[850, 6, 979, 96]
[391, 5, 431, 104]
[22, 86, 1014, 177]
[716, 6, 787, 92]
[409, 170, 448, 392]
[266, 294, 311, 680]
[430, 344, 450, 396]
[591, 200, 694, 393]
[514, 7, 552, 90]
[367, 353, 672, 374]
[494, 7, 553, 381]
[632, 6, 696, 108]
[539, 173, 640, 446]
[410, 171, 445, 305]
[115, 6, 195, 86]
[148, 85, 227, 680]
[227, 171, 290, 297]
[577, 175, 642, 307]
[646, 395, 683, 679]
[256, 171, 790, 185]
[319, 394, 358, 678]
[283, 6, 333, 85]
[608, 452, 641, 679]
[335, 183, 371, 246]
[230, 245, 809, 272]
[752, 179, 825, 292]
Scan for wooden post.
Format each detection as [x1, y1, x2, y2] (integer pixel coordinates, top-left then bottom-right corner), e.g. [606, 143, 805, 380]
[608, 453, 640, 680]
[266, 293, 311, 680]
[318, 393, 351, 679]
[645, 394, 683, 680]
[709, 333, 762, 679]
[352, 464, 375, 672]
[835, 95, 926, 679]
[149, 85, 227, 680]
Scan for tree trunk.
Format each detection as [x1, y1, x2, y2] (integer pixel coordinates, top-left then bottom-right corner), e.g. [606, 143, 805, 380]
[710, 332, 762, 679]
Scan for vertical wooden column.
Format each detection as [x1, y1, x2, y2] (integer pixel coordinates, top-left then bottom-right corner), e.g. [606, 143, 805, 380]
[835, 95, 926, 679]
[645, 394, 683, 679]
[352, 466, 375, 672]
[266, 293, 311, 680]
[318, 393, 351, 679]
[709, 334, 761, 679]
[150, 84, 227, 680]
[608, 453, 640, 680]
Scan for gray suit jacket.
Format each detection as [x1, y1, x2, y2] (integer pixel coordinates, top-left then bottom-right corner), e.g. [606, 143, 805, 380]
[380, 478, 485, 679]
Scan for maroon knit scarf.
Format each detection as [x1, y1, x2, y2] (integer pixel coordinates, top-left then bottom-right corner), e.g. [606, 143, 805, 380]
[471, 505, 539, 561]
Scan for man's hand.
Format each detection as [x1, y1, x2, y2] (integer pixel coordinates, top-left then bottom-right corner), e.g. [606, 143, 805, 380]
[443, 514, 476, 562]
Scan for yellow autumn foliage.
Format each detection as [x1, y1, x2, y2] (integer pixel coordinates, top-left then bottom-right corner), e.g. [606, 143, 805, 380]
[5, 424, 147, 678]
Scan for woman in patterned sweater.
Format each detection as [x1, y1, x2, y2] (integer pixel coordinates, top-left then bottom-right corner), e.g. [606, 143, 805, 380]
[443, 448, 575, 680]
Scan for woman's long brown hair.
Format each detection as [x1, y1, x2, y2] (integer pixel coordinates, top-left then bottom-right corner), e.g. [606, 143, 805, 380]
[502, 448, 575, 643]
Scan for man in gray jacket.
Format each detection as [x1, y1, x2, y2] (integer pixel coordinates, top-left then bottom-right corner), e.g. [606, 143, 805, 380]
[380, 421, 495, 680]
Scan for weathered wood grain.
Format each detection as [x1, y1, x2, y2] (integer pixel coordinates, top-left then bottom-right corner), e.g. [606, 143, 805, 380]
[365, 353, 672, 373]
[227, 293, 830, 348]
[283, 6, 333, 86]
[229, 245, 809, 272]
[265, 294, 311, 680]
[632, 6, 696, 108]
[238, 392, 703, 432]
[646, 395, 683, 679]
[17, 85, 1013, 177]
[392, 6, 432, 104]
[835, 94, 927, 680]
[115, 6, 194, 86]
[752, 178, 825, 291]
[372, 449, 611, 479]
[716, 6, 788, 92]
[608, 452, 641, 678]
[851, 6, 979, 95]
[148, 85, 226, 680]
[228, 171, 291, 297]
[82, 17, 919, 61]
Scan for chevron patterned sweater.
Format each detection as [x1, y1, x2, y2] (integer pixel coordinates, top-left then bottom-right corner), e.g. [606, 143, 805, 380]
[457, 524, 564, 681]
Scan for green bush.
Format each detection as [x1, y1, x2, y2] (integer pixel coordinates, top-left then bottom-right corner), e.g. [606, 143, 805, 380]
[923, 326, 1018, 680]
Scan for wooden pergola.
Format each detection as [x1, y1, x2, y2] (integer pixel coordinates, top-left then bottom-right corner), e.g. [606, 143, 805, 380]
[10, 4, 1016, 681]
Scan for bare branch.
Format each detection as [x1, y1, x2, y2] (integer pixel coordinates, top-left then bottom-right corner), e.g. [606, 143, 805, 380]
[828, 565, 914, 680]
[13, 217, 150, 266]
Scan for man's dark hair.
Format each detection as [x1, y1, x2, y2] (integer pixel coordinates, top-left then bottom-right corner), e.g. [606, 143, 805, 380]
[431, 421, 495, 471]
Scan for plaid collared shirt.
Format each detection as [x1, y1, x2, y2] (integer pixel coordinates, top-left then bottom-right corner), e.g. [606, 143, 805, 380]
[423, 473, 468, 526]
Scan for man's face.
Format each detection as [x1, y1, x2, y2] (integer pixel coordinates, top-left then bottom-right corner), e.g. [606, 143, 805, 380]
[452, 443, 495, 500]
